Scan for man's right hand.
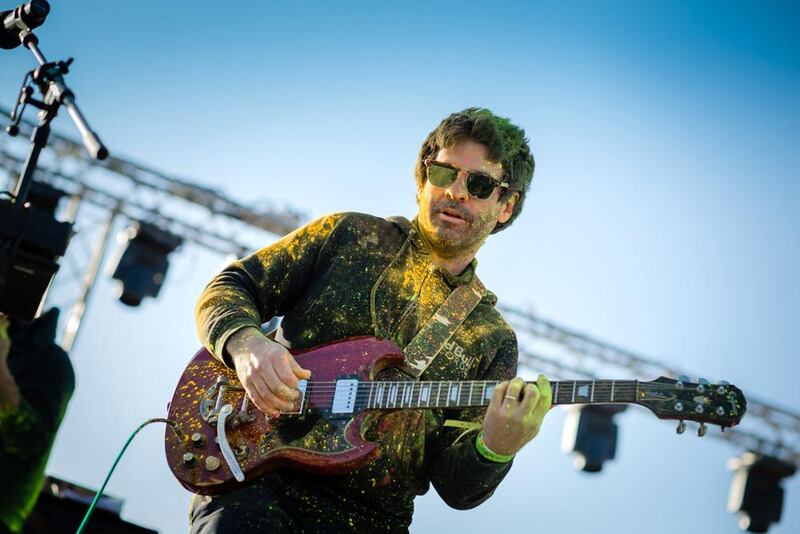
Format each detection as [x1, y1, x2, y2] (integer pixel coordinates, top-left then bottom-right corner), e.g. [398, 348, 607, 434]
[225, 326, 311, 419]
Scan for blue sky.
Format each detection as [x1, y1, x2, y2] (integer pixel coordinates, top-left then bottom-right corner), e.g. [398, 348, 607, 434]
[2, 1, 799, 532]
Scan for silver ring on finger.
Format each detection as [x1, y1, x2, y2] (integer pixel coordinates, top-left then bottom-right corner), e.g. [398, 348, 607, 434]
[504, 394, 517, 401]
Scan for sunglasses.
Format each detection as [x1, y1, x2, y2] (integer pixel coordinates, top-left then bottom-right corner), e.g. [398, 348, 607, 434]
[423, 159, 509, 200]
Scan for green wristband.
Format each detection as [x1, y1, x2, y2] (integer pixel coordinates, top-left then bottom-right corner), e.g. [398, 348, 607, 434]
[475, 432, 515, 463]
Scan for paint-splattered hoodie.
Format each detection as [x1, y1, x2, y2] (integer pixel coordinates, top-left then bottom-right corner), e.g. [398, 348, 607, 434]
[196, 212, 518, 530]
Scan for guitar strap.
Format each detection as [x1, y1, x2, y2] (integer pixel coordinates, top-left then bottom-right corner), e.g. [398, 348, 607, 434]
[400, 274, 486, 379]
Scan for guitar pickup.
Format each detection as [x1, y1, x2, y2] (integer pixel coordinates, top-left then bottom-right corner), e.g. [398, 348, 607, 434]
[331, 379, 358, 414]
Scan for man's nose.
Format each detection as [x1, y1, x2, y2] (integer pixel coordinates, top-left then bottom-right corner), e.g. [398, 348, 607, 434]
[444, 171, 470, 201]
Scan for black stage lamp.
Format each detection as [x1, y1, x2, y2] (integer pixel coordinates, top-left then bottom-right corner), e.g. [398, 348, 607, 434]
[0, 182, 71, 320]
[727, 452, 796, 533]
[25, 180, 66, 218]
[110, 222, 182, 307]
[561, 404, 628, 472]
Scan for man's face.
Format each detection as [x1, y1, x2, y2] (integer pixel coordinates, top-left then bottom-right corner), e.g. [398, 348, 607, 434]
[417, 139, 517, 258]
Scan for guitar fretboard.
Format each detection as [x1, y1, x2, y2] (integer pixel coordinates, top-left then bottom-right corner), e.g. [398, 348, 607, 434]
[333, 379, 640, 411]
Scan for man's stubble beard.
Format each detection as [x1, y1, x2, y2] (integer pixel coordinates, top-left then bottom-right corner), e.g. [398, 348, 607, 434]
[420, 210, 495, 259]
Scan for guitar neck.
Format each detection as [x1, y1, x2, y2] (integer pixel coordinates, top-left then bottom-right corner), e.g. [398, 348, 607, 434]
[342, 379, 640, 411]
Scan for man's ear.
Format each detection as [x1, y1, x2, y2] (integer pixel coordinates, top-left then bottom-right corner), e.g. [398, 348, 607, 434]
[497, 192, 519, 224]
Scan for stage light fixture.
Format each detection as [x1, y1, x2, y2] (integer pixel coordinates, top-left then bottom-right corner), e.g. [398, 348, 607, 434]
[561, 404, 627, 472]
[727, 451, 796, 533]
[0, 182, 71, 320]
[109, 221, 182, 307]
[25, 180, 66, 218]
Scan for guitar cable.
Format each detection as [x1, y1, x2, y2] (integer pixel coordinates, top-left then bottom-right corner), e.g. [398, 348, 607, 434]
[75, 417, 186, 534]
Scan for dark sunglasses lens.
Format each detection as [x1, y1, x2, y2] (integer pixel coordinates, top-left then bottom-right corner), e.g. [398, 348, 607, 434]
[427, 163, 457, 187]
[466, 173, 495, 199]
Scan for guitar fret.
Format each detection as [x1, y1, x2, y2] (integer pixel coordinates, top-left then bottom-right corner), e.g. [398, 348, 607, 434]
[611, 380, 615, 402]
[590, 380, 595, 402]
[571, 381, 576, 403]
[469, 382, 474, 407]
[483, 382, 493, 406]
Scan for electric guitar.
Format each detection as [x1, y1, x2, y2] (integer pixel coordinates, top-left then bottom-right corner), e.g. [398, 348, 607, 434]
[164, 336, 746, 495]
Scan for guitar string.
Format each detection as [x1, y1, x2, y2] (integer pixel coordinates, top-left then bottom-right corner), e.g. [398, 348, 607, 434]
[295, 384, 736, 416]
[279, 380, 711, 390]
[295, 386, 726, 404]
[292, 382, 721, 395]
[223, 381, 733, 410]
[260, 379, 733, 392]
[300, 384, 717, 403]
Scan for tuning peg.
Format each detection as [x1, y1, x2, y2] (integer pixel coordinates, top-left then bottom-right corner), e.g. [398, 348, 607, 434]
[716, 380, 730, 394]
[697, 378, 709, 393]
[697, 422, 707, 437]
[676, 420, 686, 434]
[678, 375, 690, 383]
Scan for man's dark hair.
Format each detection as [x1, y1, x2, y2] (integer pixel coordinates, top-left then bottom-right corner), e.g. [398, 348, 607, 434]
[415, 107, 535, 233]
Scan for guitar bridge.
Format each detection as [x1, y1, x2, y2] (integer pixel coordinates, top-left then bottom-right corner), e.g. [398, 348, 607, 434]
[281, 380, 309, 415]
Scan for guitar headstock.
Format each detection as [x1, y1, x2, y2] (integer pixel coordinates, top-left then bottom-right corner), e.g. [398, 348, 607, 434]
[636, 376, 746, 431]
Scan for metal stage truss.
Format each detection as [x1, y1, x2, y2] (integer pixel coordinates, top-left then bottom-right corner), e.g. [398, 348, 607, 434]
[1, 106, 796, 467]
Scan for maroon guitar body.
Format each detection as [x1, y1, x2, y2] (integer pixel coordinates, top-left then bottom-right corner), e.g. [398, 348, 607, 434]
[165, 336, 745, 495]
[165, 336, 405, 495]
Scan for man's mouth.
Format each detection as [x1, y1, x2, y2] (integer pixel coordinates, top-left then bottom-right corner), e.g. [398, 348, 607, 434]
[435, 206, 471, 225]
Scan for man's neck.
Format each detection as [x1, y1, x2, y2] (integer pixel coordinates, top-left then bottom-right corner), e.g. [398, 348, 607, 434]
[429, 250, 476, 277]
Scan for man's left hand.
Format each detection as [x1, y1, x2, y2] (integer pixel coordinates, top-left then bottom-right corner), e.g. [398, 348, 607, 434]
[481, 375, 552, 456]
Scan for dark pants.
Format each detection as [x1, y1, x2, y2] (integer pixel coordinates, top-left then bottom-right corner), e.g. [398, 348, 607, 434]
[189, 472, 410, 534]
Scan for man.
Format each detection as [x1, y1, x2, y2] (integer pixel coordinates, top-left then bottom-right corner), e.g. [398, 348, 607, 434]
[190, 108, 551, 532]
[0, 309, 75, 534]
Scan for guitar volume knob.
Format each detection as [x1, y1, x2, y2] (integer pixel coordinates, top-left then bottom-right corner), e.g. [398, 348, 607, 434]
[191, 433, 206, 448]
